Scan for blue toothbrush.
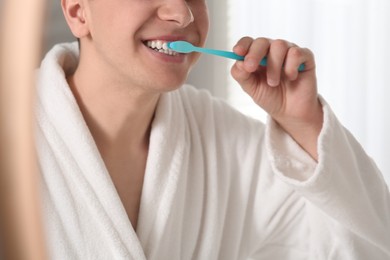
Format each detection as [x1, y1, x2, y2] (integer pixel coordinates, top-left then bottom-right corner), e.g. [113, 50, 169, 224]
[168, 41, 305, 72]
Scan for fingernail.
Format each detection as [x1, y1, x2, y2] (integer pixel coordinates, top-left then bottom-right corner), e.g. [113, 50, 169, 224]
[268, 79, 279, 87]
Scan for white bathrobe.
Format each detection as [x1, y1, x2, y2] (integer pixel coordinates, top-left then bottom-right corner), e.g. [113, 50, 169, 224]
[36, 42, 390, 260]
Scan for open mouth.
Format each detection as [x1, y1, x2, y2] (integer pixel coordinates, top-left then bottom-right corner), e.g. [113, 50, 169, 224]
[143, 40, 179, 56]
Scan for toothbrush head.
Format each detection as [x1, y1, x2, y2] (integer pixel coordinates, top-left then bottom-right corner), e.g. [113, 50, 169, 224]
[167, 41, 195, 54]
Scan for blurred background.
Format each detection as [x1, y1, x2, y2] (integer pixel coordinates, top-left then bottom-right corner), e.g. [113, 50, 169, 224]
[43, 0, 389, 184]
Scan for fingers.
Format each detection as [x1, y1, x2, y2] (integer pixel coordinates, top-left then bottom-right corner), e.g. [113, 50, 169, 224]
[267, 39, 292, 86]
[232, 36, 254, 56]
[234, 37, 270, 73]
[284, 47, 314, 81]
[230, 60, 253, 90]
[232, 37, 314, 86]
[231, 37, 269, 90]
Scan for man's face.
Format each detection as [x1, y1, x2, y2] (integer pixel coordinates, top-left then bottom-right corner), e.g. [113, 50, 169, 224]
[80, 0, 209, 93]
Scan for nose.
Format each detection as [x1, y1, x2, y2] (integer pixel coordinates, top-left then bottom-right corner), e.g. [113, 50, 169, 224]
[157, 0, 194, 28]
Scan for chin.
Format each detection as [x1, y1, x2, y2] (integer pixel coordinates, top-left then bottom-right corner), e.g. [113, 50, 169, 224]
[149, 74, 189, 93]
[156, 80, 186, 93]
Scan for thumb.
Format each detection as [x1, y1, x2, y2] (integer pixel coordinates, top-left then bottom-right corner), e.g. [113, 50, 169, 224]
[231, 60, 259, 93]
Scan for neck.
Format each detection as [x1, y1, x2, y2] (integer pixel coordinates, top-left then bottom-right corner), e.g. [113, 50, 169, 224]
[67, 68, 160, 154]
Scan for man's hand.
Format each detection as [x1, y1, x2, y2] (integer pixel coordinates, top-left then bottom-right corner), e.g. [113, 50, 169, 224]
[231, 37, 323, 160]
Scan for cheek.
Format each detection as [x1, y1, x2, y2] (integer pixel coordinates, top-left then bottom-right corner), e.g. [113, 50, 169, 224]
[86, 3, 150, 43]
[194, 7, 210, 44]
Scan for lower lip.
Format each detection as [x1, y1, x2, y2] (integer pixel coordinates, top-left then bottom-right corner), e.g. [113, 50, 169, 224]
[142, 43, 186, 63]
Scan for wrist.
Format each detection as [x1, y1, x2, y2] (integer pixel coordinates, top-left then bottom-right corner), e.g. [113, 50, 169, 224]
[273, 100, 324, 160]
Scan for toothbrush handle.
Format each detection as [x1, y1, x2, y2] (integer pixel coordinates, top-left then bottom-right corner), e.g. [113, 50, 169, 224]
[197, 47, 245, 61]
[195, 47, 305, 72]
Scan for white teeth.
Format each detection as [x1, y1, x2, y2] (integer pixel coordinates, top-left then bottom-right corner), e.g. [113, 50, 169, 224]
[156, 40, 163, 49]
[145, 40, 178, 56]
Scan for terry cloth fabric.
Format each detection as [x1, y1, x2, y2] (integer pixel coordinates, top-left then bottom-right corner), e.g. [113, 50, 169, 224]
[36, 42, 390, 260]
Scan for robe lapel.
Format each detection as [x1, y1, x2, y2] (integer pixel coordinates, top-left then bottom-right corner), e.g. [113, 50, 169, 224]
[137, 90, 191, 258]
[37, 43, 147, 259]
